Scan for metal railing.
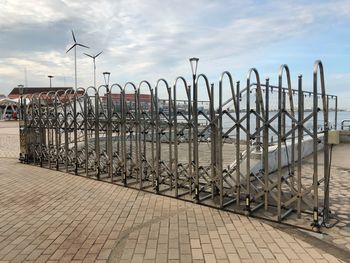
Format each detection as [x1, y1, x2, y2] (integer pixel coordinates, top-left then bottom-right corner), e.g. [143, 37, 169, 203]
[341, 119, 350, 130]
[19, 60, 337, 229]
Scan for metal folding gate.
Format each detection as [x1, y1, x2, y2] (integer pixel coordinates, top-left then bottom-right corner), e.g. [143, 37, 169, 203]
[19, 60, 338, 229]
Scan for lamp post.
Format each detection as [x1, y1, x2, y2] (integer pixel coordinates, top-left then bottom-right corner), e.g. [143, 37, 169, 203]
[189, 57, 199, 202]
[18, 85, 24, 120]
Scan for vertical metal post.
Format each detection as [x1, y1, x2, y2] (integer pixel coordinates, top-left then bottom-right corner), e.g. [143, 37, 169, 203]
[173, 84, 178, 197]
[84, 93, 89, 176]
[39, 96, 43, 168]
[245, 79, 251, 213]
[155, 87, 160, 193]
[263, 79, 269, 210]
[121, 90, 127, 186]
[107, 88, 113, 182]
[20, 95, 23, 120]
[193, 74, 199, 202]
[218, 81, 223, 207]
[46, 98, 51, 169]
[210, 83, 216, 200]
[312, 63, 319, 226]
[64, 96, 69, 172]
[73, 94, 78, 174]
[282, 90, 286, 140]
[277, 80, 282, 221]
[140, 91, 146, 190]
[95, 91, 100, 180]
[24, 95, 28, 163]
[168, 86, 173, 191]
[236, 81, 241, 207]
[48, 74, 53, 158]
[135, 89, 141, 187]
[323, 88, 330, 223]
[297, 75, 303, 218]
[54, 94, 59, 170]
[188, 85, 193, 199]
[256, 87, 261, 152]
[335, 96, 338, 130]
[150, 89, 155, 189]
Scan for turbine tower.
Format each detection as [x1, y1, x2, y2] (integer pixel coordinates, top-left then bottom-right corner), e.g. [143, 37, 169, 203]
[84, 51, 103, 88]
[66, 30, 89, 90]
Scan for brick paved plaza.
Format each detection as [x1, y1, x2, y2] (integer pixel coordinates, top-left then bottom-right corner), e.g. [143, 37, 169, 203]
[0, 121, 348, 262]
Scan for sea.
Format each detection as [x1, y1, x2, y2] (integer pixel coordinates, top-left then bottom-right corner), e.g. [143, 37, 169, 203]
[197, 111, 350, 134]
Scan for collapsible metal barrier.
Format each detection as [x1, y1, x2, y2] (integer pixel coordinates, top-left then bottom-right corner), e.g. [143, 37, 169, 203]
[20, 60, 337, 228]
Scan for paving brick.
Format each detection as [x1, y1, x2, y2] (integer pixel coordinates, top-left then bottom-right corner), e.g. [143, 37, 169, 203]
[192, 248, 204, 260]
[204, 253, 216, 262]
[50, 249, 67, 260]
[190, 239, 201, 249]
[0, 121, 345, 262]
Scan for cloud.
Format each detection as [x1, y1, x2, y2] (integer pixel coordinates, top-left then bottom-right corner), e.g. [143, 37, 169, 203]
[1, 0, 350, 103]
[0, 0, 67, 30]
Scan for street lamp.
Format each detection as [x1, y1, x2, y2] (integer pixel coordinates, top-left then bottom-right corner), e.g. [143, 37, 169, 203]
[103, 71, 113, 181]
[103, 72, 110, 88]
[189, 57, 199, 202]
[48, 75, 54, 88]
[18, 85, 24, 120]
[47, 75, 54, 146]
[103, 71, 112, 113]
[189, 57, 199, 78]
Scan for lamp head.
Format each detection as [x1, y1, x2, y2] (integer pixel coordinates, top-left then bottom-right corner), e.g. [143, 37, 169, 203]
[18, 85, 24, 95]
[103, 71, 111, 86]
[189, 57, 199, 76]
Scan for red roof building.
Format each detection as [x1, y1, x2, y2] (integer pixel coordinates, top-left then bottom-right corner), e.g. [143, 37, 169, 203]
[108, 93, 152, 102]
[8, 87, 73, 99]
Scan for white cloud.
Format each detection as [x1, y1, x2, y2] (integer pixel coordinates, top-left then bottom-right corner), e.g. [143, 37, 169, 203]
[0, 0, 67, 29]
[1, 0, 350, 101]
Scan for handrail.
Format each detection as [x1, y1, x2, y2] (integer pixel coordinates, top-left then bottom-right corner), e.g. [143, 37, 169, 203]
[220, 82, 337, 112]
[341, 119, 350, 130]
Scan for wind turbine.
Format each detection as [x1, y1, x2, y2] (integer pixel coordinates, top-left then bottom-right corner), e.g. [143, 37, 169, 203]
[66, 30, 89, 90]
[84, 51, 103, 88]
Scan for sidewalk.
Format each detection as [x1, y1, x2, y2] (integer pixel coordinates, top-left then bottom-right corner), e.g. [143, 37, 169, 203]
[0, 121, 346, 262]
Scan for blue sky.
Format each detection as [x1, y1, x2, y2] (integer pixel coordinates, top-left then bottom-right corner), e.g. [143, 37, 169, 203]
[0, 0, 349, 108]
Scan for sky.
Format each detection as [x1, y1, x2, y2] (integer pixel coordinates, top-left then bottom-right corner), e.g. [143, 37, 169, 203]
[0, 0, 350, 108]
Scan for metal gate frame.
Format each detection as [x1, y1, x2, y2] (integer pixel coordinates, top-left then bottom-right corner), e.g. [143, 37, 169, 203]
[20, 60, 337, 229]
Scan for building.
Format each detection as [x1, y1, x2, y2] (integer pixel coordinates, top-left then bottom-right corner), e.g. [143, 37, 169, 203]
[0, 98, 18, 120]
[102, 93, 152, 111]
[8, 87, 73, 100]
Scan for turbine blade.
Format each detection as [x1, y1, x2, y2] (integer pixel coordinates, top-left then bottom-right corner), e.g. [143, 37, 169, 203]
[66, 44, 76, 53]
[71, 30, 76, 43]
[77, 43, 89, 49]
[95, 51, 103, 58]
[84, 53, 93, 58]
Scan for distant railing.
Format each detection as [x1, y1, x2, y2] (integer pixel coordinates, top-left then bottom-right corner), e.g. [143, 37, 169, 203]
[341, 119, 350, 130]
